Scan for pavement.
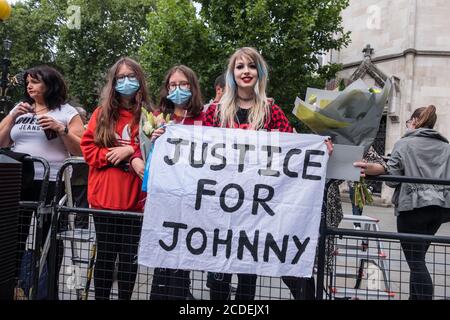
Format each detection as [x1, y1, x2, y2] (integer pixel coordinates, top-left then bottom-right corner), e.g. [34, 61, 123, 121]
[334, 201, 450, 300]
[341, 199, 450, 236]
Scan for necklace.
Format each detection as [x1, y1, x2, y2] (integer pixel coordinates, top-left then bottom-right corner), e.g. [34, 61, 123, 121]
[35, 108, 48, 113]
[237, 95, 255, 102]
[33, 103, 48, 114]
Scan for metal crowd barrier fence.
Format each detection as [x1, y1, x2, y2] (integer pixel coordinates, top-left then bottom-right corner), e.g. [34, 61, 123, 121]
[50, 205, 306, 300]
[324, 227, 450, 300]
[15, 156, 50, 300]
[316, 175, 450, 300]
[46, 158, 312, 300]
[18, 157, 450, 300]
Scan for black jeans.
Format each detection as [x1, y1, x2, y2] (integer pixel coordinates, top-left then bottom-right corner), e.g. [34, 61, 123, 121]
[72, 184, 89, 228]
[209, 273, 257, 300]
[397, 206, 449, 300]
[150, 268, 191, 300]
[17, 180, 64, 299]
[93, 215, 142, 300]
[281, 276, 316, 300]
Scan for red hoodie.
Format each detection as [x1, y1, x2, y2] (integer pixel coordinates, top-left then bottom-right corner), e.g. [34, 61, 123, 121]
[81, 107, 145, 212]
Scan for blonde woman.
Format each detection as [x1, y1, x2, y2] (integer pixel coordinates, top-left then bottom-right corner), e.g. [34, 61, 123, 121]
[204, 47, 297, 300]
[204, 47, 292, 132]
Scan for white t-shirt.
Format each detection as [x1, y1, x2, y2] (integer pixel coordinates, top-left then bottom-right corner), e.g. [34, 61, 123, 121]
[10, 103, 79, 181]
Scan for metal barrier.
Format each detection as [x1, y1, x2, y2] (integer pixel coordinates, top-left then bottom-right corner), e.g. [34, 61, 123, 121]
[316, 175, 450, 300]
[47, 158, 310, 300]
[22, 158, 450, 300]
[325, 228, 450, 299]
[15, 156, 51, 300]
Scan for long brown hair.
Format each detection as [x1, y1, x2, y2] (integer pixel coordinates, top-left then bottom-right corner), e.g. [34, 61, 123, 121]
[158, 65, 203, 117]
[95, 57, 151, 147]
[411, 105, 437, 129]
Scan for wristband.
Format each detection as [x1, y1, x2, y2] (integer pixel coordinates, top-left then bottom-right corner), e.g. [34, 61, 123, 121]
[62, 125, 69, 135]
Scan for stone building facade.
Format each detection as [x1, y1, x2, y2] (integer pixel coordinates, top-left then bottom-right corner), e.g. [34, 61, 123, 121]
[327, 0, 450, 204]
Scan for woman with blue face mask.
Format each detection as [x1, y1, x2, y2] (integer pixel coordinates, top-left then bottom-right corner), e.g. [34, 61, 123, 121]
[130, 65, 204, 178]
[130, 65, 204, 300]
[143, 65, 204, 144]
[161, 65, 204, 122]
[81, 57, 152, 300]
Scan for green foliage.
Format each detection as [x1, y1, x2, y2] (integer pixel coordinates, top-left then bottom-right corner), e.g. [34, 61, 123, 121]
[138, 0, 222, 103]
[0, 0, 60, 103]
[1, 1, 59, 73]
[3, 0, 350, 124]
[354, 177, 374, 210]
[3, 0, 154, 111]
[196, 0, 350, 132]
[55, 0, 155, 110]
[338, 78, 347, 91]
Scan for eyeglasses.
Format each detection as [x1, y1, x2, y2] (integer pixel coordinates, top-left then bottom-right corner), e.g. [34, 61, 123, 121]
[116, 73, 137, 83]
[168, 81, 190, 92]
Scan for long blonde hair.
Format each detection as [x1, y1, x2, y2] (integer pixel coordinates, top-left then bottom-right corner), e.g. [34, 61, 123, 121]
[217, 47, 270, 130]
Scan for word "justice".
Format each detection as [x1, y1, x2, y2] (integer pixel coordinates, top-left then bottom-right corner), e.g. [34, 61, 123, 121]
[163, 138, 325, 179]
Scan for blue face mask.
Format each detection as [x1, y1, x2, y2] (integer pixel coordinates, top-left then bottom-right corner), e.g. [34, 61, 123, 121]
[167, 87, 192, 106]
[115, 77, 140, 96]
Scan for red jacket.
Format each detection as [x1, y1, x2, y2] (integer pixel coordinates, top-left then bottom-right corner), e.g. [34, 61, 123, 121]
[203, 102, 293, 132]
[81, 107, 145, 212]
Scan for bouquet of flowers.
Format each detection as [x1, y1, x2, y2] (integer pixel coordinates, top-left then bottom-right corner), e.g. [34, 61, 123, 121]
[353, 177, 374, 209]
[292, 79, 392, 209]
[139, 108, 170, 162]
[139, 108, 172, 191]
[293, 78, 392, 153]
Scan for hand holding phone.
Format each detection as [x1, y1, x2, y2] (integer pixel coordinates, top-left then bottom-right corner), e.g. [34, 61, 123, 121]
[37, 115, 59, 140]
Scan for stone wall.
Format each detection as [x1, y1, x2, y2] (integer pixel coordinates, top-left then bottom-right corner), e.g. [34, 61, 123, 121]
[328, 0, 450, 204]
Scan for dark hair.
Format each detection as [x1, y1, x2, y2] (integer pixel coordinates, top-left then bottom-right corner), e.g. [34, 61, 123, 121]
[411, 105, 437, 129]
[95, 57, 152, 147]
[214, 74, 225, 90]
[158, 65, 203, 117]
[23, 65, 67, 110]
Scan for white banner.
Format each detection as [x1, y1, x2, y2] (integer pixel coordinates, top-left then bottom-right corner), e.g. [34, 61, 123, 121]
[138, 125, 329, 277]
